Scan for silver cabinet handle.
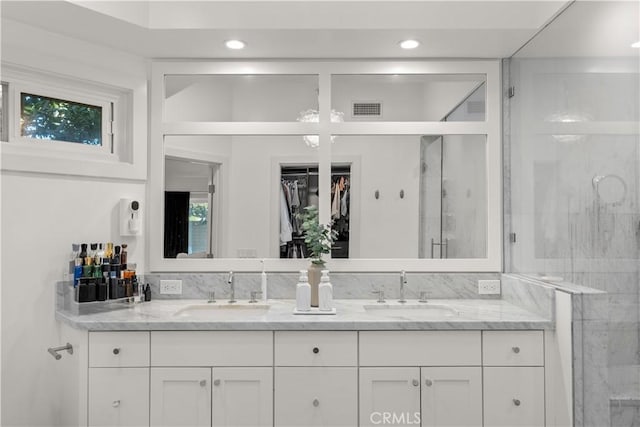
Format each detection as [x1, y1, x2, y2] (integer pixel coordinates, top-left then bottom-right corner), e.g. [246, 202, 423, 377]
[200, 380, 207, 387]
[513, 399, 521, 406]
[512, 346, 520, 354]
[313, 399, 320, 407]
[112, 400, 120, 408]
[113, 348, 120, 355]
[412, 379, 419, 387]
[425, 379, 433, 387]
[214, 379, 221, 386]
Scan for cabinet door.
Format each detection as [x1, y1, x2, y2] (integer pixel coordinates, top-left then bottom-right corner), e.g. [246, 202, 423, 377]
[484, 367, 545, 427]
[213, 367, 273, 427]
[151, 367, 212, 427]
[275, 367, 357, 426]
[421, 367, 482, 427]
[88, 367, 149, 427]
[359, 368, 421, 427]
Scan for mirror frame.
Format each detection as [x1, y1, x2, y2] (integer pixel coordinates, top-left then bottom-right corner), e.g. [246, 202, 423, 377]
[149, 60, 502, 272]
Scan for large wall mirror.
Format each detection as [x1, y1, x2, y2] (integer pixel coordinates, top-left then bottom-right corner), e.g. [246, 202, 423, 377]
[149, 61, 501, 271]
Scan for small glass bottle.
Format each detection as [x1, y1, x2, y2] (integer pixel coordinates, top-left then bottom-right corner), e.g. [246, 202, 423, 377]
[296, 270, 311, 312]
[104, 242, 113, 260]
[121, 244, 128, 270]
[79, 243, 88, 263]
[93, 243, 104, 265]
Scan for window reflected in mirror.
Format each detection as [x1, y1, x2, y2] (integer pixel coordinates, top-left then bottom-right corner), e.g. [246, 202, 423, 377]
[164, 157, 217, 258]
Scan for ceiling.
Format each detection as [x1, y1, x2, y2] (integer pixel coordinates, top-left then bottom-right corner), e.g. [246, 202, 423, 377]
[0, 1, 637, 59]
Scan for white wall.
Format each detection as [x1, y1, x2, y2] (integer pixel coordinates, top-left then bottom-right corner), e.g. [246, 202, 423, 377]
[1, 20, 147, 426]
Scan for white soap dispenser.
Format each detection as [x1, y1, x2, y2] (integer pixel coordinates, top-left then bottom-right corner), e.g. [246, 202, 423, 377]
[319, 270, 333, 311]
[296, 270, 311, 312]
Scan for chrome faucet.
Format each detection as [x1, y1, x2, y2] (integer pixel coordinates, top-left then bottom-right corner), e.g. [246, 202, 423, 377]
[228, 271, 236, 303]
[399, 270, 407, 303]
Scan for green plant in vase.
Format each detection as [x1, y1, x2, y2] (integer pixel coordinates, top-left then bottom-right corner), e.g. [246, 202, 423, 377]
[297, 205, 337, 306]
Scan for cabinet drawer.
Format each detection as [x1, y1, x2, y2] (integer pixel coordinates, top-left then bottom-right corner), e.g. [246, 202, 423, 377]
[483, 367, 545, 427]
[359, 331, 481, 366]
[275, 367, 358, 426]
[89, 332, 150, 367]
[151, 331, 273, 366]
[483, 331, 543, 366]
[275, 331, 357, 366]
[88, 367, 149, 426]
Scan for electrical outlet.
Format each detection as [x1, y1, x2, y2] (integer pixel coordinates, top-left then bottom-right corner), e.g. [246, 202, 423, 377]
[160, 280, 182, 295]
[478, 279, 501, 295]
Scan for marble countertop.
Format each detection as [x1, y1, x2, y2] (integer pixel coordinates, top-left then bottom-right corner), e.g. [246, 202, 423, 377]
[56, 298, 552, 331]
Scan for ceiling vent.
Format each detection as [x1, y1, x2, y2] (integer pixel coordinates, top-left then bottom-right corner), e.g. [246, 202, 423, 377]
[352, 101, 382, 118]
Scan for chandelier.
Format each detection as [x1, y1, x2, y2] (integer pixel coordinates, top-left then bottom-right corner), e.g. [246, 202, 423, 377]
[297, 109, 344, 148]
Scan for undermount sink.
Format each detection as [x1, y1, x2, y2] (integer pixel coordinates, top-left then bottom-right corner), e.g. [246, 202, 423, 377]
[173, 303, 270, 318]
[363, 303, 459, 318]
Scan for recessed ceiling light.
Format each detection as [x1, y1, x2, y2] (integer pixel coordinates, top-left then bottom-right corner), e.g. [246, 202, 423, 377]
[632, 41, 640, 48]
[399, 39, 420, 50]
[225, 40, 246, 50]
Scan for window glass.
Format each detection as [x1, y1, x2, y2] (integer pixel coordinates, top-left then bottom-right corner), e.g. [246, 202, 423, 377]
[20, 92, 103, 145]
[188, 197, 209, 255]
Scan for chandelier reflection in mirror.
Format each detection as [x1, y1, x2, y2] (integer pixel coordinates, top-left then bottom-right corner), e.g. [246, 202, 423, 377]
[297, 109, 344, 148]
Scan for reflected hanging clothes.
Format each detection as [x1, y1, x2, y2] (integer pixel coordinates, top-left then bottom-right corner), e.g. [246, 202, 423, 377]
[332, 183, 341, 220]
[280, 186, 293, 245]
[341, 187, 349, 217]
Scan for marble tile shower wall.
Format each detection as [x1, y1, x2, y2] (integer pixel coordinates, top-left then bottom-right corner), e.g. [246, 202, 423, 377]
[143, 272, 501, 301]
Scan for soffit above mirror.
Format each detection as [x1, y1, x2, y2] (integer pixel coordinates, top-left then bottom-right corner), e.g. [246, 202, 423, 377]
[2, 1, 569, 58]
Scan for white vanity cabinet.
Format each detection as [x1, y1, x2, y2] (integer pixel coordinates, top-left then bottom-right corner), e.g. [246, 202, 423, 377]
[212, 367, 273, 427]
[83, 329, 547, 427]
[150, 331, 274, 427]
[274, 331, 358, 426]
[359, 367, 421, 427]
[151, 367, 212, 427]
[88, 332, 150, 427]
[88, 367, 149, 427]
[421, 367, 482, 427]
[359, 331, 483, 427]
[482, 331, 545, 427]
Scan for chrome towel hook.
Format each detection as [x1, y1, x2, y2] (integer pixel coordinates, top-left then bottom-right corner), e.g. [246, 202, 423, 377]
[48, 343, 73, 360]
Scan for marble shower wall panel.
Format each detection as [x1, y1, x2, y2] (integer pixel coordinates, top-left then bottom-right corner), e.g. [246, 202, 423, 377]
[531, 135, 638, 262]
[501, 274, 555, 319]
[581, 319, 611, 427]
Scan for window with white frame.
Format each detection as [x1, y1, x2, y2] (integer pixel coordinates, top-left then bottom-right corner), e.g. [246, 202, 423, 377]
[0, 64, 129, 160]
[20, 92, 107, 147]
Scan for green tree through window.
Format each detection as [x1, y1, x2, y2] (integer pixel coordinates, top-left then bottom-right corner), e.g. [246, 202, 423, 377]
[20, 93, 102, 145]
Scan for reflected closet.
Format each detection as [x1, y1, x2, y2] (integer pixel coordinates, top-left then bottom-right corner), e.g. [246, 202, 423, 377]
[280, 165, 351, 259]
